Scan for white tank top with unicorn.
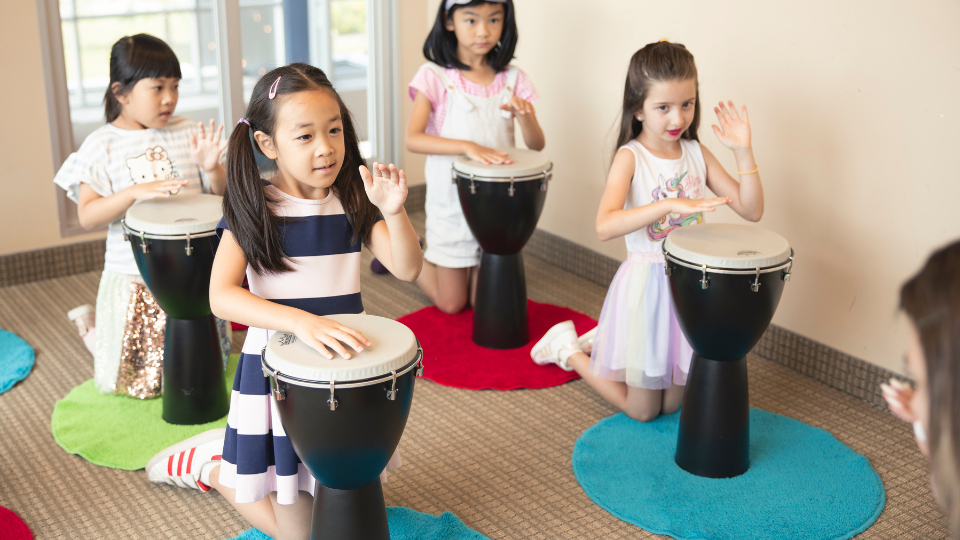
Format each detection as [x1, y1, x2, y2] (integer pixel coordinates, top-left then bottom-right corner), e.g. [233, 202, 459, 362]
[620, 138, 708, 256]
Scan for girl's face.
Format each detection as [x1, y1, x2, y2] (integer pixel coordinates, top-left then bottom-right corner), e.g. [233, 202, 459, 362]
[906, 320, 931, 455]
[256, 89, 345, 199]
[114, 77, 179, 130]
[639, 78, 697, 144]
[444, 2, 504, 60]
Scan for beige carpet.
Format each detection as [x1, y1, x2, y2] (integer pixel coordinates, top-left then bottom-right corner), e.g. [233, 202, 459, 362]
[0, 211, 948, 539]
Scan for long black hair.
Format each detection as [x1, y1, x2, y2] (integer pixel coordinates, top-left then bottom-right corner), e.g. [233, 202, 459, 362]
[615, 41, 700, 160]
[103, 34, 182, 122]
[224, 63, 378, 276]
[423, 0, 517, 72]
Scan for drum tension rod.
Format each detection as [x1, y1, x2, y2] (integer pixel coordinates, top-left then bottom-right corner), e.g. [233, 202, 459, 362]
[327, 381, 339, 411]
[508, 177, 516, 197]
[782, 257, 794, 282]
[540, 170, 549, 191]
[751, 267, 761, 293]
[664, 264, 672, 276]
[700, 265, 709, 289]
[469, 174, 477, 194]
[386, 370, 398, 400]
[416, 362, 424, 377]
[139, 231, 149, 254]
[185, 233, 193, 256]
[271, 372, 286, 401]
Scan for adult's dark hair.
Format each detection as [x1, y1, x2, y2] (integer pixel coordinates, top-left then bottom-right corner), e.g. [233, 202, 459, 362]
[901, 239, 960, 537]
[423, 0, 517, 72]
[225, 63, 378, 276]
[614, 41, 700, 160]
[103, 34, 182, 122]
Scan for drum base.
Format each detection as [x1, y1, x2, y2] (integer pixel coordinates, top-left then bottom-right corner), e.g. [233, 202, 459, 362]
[162, 315, 229, 425]
[312, 481, 389, 540]
[675, 354, 750, 478]
[473, 251, 529, 349]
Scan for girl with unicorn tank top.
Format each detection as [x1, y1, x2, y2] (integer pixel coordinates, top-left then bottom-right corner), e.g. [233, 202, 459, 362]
[531, 41, 767, 423]
[144, 64, 422, 540]
[391, 0, 545, 314]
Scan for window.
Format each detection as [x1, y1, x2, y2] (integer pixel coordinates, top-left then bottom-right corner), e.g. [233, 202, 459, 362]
[39, 0, 400, 236]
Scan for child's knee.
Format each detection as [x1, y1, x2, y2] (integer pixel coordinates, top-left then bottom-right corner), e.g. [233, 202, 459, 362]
[435, 297, 467, 314]
[624, 405, 661, 423]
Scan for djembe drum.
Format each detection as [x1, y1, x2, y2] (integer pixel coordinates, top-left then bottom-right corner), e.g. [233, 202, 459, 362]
[453, 148, 552, 349]
[261, 314, 423, 540]
[122, 193, 229, 425]
[663, 223, 793, 478]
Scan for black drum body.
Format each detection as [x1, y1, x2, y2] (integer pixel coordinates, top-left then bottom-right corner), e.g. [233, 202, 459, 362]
[456, 173, 548, 349]
[665, 254, 792, 479]
[124, 225, 228, 425]
[265, 353, 423, 540]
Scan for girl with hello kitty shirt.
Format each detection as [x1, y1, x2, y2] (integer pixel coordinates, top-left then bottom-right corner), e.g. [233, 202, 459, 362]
[54, 34, 231, 398]
[531, 40, 765, 422]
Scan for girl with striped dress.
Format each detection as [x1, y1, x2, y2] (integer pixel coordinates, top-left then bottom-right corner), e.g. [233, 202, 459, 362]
[146, 64, 422, 540]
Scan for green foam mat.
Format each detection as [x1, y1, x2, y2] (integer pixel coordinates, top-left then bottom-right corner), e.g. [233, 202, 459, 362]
[51, 355, 238, 471]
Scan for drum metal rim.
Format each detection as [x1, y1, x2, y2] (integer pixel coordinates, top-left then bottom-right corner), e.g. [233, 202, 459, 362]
[121, 220, 219, 240]
[451, 163, 554, 183]
[663, 249, 794, 275]
[261, 344, 424, 389]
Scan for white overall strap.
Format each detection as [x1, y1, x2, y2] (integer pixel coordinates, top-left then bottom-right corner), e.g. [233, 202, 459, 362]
[423, 62, 456, 90]
[424, 62, 475, 112]
[502, 66, 520, 97]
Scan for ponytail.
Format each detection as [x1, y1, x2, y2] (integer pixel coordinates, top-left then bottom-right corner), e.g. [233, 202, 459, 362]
[223, 120, 289, 275]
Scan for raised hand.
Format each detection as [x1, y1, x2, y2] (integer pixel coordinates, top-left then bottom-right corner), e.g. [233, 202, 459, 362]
[881, 378, 916, 423]
[465, 142, 512, 165]
[128, 178, 189, 202]
[499, 96, 535, 117]
[292, 315, 371, 360]
[360, 162, 407, 216]
[671, 196, 731, 215]
[711, 101, 752, 151]
[190, 119, 228, 172]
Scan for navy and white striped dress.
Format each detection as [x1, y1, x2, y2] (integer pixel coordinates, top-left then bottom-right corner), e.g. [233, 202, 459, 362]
[216, 184, 400, 505]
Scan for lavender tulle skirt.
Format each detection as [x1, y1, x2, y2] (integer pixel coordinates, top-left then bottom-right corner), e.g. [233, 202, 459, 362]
[589, 251, 693, 390]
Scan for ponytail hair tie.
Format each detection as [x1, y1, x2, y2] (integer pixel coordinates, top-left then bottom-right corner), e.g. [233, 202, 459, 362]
[238, 118, 250, 127]
[659, 38, 669, 42]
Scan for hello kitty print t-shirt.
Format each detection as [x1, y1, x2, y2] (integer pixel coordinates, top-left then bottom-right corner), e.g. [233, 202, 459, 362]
[54, 116, 210, 275]
[619, 138, 707, 255]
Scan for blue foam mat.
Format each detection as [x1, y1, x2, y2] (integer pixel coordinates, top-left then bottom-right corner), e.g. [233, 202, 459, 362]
[573, 409, 885, 540]
[230, 506, 489, 540]
[0, 329, 35, 395]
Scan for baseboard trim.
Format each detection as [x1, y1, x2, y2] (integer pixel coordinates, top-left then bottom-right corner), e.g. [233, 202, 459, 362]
[0, 240, 104, 288]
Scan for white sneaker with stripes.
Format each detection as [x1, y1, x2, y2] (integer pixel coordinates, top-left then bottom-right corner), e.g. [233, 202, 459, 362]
[530, 320, 580, 371]
[146, 428, 225, 492]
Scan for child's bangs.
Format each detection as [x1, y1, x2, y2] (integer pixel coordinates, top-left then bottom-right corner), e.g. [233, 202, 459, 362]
[126, 43, 182, 83]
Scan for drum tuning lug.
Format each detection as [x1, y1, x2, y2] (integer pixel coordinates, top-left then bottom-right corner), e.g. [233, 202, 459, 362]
[751, 267, 762, 293]
[700, 265, 709, 289]
[470, 174, 477, 195]
[664, 265, 672, 276]
[782, 256, 794, 282]
[540, 170, 549, 191]
[782, 271, 791, 282]
[508, 178, 516, 197]
[386, 370, 398, 400]
[327, 381, 339, 411]
[417, 363, 424, 377]
[451, 167, 457, 184]
[270, 374, 286, 401]
[185, 233, 193, 256]
[139, 231, 149, 254]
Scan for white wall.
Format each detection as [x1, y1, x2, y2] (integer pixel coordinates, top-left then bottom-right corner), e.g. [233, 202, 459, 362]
[404, 0, 960, 373]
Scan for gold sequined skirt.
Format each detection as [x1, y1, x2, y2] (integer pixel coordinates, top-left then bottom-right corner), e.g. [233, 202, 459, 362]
[114, 282, 167, 399]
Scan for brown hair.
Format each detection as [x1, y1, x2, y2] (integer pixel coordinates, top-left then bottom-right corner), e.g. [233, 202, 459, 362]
[614, 41, 700, 159]
[901, 239, 960, 537]
[224, 63, 378, 276]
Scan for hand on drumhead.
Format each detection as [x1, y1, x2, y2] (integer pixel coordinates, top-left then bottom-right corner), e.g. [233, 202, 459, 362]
[670, 197, 731, 215]
[129, 178, 190, 202]
[190, 119, 228, 172]
[711, 101, 752, 151]
[360, 162, 407, 216]
[881, 378, 917, 424]
[499, 97, 535, 116]
[465, 143, 512, 165]
[293, 316, 372, 360]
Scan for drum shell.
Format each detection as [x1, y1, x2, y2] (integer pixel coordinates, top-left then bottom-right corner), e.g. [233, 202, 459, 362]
[272, 358, 419, 491]
[455, 175, 547, 255]
[666, 262, 786, 361]
[128, 233, 219, 319]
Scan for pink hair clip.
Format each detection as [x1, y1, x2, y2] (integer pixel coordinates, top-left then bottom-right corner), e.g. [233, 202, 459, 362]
[268, 76, 281, 99]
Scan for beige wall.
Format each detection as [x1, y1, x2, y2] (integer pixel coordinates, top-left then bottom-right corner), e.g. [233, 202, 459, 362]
[398, 0, 431, 185]
[0, 0, 104, 257]
[402, 0, 960, 373]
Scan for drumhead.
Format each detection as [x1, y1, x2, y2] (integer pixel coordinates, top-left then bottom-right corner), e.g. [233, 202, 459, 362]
[125, 193, 223, 235]
[664, 223, 791, 269]
[453, 148, 552, 179]
[263, 314, 419, 383]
